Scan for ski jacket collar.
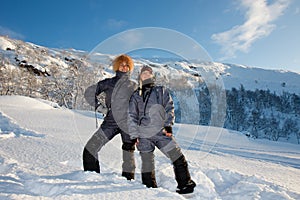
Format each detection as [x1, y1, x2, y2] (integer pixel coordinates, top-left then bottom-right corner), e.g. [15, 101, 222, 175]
[115, 70, 130, 79]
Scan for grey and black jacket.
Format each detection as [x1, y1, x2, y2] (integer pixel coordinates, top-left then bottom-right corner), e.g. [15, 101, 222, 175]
[95, 71, 137, 128]
[128, 83, 175, 139]
[95, 71, 131, 109]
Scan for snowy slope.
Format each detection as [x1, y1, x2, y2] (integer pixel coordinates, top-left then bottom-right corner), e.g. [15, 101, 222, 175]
[0, 95, 299, 199]
[221, 63, 300, 95]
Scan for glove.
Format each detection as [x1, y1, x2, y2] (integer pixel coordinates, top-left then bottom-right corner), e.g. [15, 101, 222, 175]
[95, 101, 101, 110]
[163, 126, 173, 137]
[95, 102, 108, 115]
[130, 138, 139, 145]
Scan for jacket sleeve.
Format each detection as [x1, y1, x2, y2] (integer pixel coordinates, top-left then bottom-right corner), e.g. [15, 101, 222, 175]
[128, 94, 140, 139]
[162, 87, 175, 127]
[95, 80, 106, 96]
[84, 84, 97, 107]
[95, 80, 107, 108]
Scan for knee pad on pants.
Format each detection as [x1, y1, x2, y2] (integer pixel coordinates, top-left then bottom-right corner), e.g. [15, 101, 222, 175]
[166, 147, 183, 163]
[140, 151, 155, 173]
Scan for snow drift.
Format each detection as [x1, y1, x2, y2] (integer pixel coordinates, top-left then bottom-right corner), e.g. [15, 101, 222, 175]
[0, 95, 299, 199]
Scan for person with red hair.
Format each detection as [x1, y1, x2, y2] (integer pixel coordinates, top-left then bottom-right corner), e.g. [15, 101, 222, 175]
[83, 54, 137, 180]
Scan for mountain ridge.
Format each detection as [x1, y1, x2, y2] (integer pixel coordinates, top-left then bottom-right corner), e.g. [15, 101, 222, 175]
[1, 35, 300, 143]
[1, 35, 299, 96]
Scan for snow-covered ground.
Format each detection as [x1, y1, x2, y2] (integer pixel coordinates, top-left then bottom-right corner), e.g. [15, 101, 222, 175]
[0, 95, 299, 199]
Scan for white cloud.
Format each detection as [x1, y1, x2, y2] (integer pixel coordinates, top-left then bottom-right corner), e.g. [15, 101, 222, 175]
[0, 26, 25, 40]
[106, 19, 128, 30]
[118, 30, 144, 48]
[211, 0, 291, 60]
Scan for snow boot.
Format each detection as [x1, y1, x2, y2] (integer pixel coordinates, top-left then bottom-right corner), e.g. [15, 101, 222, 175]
[140, 151, 157, 188]
[122, 172, 135, 180]
[82, 148, 100, 173]
[176, 179, 196, 194]
[122, 142, 136, 180]
[172, 153, 196, 194]
[142, 172, 157, 188]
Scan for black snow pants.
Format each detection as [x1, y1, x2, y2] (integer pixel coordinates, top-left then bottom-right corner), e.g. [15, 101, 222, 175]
[83, 118, 136, 180]
[140, 147, 192, 188]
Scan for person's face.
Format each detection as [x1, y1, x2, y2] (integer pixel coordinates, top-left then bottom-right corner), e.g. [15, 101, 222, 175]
[118, 61, 130, 72]
[140, 70, 153, 81]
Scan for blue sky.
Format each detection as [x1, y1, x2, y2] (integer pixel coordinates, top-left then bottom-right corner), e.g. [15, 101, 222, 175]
[1, 0, 299, 73]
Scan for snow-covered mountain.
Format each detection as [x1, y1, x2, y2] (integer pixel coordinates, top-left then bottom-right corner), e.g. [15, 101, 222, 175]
[1, 35, 300, 143]
[1, 35, 300, 96]
[0, 95, 299, 199]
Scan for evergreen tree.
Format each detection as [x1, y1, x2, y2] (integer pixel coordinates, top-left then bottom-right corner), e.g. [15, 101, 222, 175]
[282, 118, 298, 138]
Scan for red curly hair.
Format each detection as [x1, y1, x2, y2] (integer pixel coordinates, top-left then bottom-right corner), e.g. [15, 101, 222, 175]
[112, 54, 134, 72]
